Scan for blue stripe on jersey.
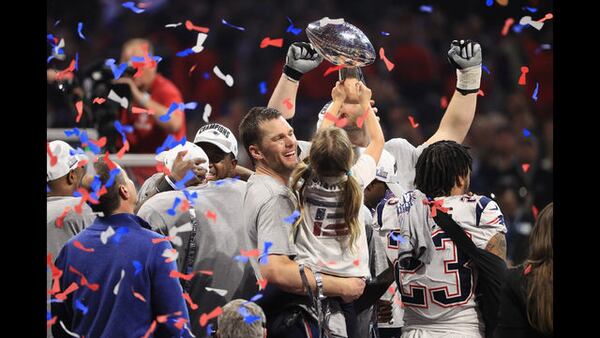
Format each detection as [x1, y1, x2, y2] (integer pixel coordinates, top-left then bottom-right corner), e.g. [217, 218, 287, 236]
[476, 196, 492, 227]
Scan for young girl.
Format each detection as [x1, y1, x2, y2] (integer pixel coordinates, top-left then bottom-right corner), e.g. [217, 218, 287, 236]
[290, 80, 385, 337]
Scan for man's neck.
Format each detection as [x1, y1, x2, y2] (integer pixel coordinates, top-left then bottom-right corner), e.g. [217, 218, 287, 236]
[112, 204, 134, 215]
[254, 164, 290, 186]
[47, 186, 75, 198]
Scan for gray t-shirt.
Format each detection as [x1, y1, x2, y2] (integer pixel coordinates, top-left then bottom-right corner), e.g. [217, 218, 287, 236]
[384, 138, 428, 193]
[137, 179, 251, 337]
[244, 174, 297, 259]
[135, 172, 165, 212]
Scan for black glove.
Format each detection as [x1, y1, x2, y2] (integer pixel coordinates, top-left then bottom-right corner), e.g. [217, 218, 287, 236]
[447, 39, 483, 95]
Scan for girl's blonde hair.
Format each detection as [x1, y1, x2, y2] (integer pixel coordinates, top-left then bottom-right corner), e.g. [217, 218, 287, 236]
[290, 127, 363, 250]
[525, 202, 553, 335]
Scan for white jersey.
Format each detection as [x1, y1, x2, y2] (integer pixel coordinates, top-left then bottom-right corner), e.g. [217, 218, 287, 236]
[378, 190, 506, 335]
[293, 154, 377, 278]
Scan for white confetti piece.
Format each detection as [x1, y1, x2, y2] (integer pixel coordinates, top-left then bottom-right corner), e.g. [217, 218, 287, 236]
[319, 17, 345, 26]
[213, 66, 234, 87]
[519, 16, 544, 30]
[162, 248, 179, 263]
[165, 22, 182, 28]
[108, 90, 129, 109]
[59, 320, 81, 337]
[202, 104, 212, 123]
[191, 33, 208, 53]
[168, 222, 193, 247]
[205, 287, 228, 297]
[113, 269, 125, 295]
[100, 226, 115, 245]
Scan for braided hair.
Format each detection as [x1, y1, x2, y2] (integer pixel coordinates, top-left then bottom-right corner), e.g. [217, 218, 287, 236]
[414, 140, 472, 198]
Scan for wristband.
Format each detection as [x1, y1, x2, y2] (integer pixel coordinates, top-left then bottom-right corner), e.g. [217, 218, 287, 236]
[456, 67, 482, 94]
[283, 65, 303, 82]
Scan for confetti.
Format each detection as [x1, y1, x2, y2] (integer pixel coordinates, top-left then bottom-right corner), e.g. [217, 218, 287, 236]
[183, 292, 199, 310]
[422, 198, 448, 217]
[419, 5, 433, 13]
[73, 240, 94, 253]
[99, 227, 117, 246]
[159, 102, 179, 122]
[113, 269, 125, 295]
[142, 320, 157, 338]
[165, 22, 182, 28]
[440, 96, 448, 109]
[259, 81, 268, 94]
[93, 97, 106, 104]
[221, 19, 245, 31]
[199, 307, 223, 327]
[283, 210, 301, 224]
[205, 287, 228, 296]
[355, 107, 370, 129]
[323, 65, 345, 77]
[535, 44, 552, 54]
[69, 266, 100, 291]
[108, 89, 129, 109]
[249, 293, 263, 302]
[205, 210, 217, 222]
[176, 48, 195, 57]
[240, 249, 260, 258]
[112, 226, 130, 244]
[537, 13, 553, 23]
[521, 163, 530, 173]
[55, 282, 79, 301]
[518, 66, 529, 85]
[213, 66, 234, 87]
[408, 116, 420, 128]
[59, 320, 81, 337]
[258, 241, 273, 265]
[132, 106, 155, 114]
[523, 128, 531, 137]
[244, 315, 262, 324]
[170, 270, 195, 281]
[512, 24, 525, 34]
[390, 231, 407, 245]
[104, 168, 122, 188]
[77, 22, 86, 40]
[283, 98, 294, 110]
[206, 324, 214, 336]
[482, 64, 491, 75]
[532, 82, 539, 101]
[477, 89, 485, 96]
[523, 6, 538, 13]
[75, 100, 83, 123]
[185, 20, 210, 33]
[379, 47, 395, 71]
[486, 0, 493, 6]
[155, 135, 186, 154]
[319, 17, 344, 26]
[524, 264, 532, 275]
[162, 248, 179, 263]
[180, 199, 190, 212]
[260, 37, 284, 48]
[122, 2, 145, 14]
[132, 260, 142, 275]
[75, 299, 89, 314]
[256, 279, 268, 289]
[47, 315, 57, 327]
[202, 104, 212, 123]
[234, 255, 249, 263]
[381, 31, 390, 36]
[175, 170, 196, 190]
[353, 259, 360, 266]
[192, 33, 209, 53]
[167, 198, 182, 216]
[133, 288, 147, 302]
[286, 17, 302, 35]
[501, 18, 515, 36]
[519, 16, 544, 30]
[532, 205, 539, 220]
[56, 59, 76, 81]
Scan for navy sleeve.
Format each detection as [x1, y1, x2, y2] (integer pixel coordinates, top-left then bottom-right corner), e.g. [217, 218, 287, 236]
[51, 245, 73, 338]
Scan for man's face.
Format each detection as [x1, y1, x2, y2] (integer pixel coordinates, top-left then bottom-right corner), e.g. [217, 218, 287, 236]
[255, 117, 298, 175]
[199, 142, 237, 181]
[121, 43, 157, 90]
[364, 180, 388, 210]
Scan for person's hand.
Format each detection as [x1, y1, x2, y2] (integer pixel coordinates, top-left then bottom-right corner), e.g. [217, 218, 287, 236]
[283, 42, 324, 81]
[357, 81, 372, 105]
[168, 150, 208, 186]
[113, 77, 143, 103]
[340, 277, 366, 303]
[331, 81, 347, 103]
[377, 299, 393, 323]
[447, 39, 482, 93]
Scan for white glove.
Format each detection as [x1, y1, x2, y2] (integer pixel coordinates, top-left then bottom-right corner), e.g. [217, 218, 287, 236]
[283, 42, 324, 82]
[447, 40, 482, 94]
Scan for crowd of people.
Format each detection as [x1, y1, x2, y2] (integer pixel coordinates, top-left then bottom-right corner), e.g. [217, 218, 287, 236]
[47, 1, 553, 337]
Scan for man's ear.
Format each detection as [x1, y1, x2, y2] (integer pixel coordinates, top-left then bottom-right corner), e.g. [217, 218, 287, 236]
[66, 170, 77, 185]
[118, 184, 130, 200]
[248, 145, 263, 162]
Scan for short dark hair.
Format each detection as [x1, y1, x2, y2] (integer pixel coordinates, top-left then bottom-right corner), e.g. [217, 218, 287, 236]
[238, 107, 282, 164]
[414, 140, 472, 197]
[93, 157, 126, 216]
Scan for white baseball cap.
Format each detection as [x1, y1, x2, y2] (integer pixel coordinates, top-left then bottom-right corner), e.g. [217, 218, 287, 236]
[47, 140, 88, 182]
[155, 141, 210, 172]
[193, 123, 238, 159]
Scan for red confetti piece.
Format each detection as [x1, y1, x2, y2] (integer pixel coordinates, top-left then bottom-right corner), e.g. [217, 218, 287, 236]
[185, 20, 210, 33]
[199, 306, 223, 327]
[524, 264, 532, 275]
[152, 236, 175, 244]
[170, 270, 195, 281]
[73, 240, 95, 253]
[422, 198, 448, 218]
[198, 270, 214, 276]
[379, 47, 395, 71]
[163, 248, 178, 263]
[477, 89, 485, 96]
[132, 106, 155, 114]
[156, 162, 172, 176]
[440, 96, 448, 109]
[353, 259, 359, 266]
[157, 311, 183, 324]
[76, 159, 89, 168]
[55, 206, 71, 229]
[47, 316, 58, 327]
[323, 65, 344, 77]
[189, 64, 198, 76]
[532, 205, 539, 220]
[521, 163, 530, 173]
[408, 116, 420, 128]
[260, 37, 284, 48]
[501, 18, 515, 36]
[47, 143, 58, 166]
[56, 59, 76, 81]
[93, 97, 106, 104]
[116, 141, 129, 159]
[282, 98, 294, 110]
[174, 317, 188, 330]
[47, 253, 63, 295]
[55, 282, 79, 301]
[537, 13, 553, 23]
[240, 249, 260, 258]
[133, 288, 147, 302]
[88, 137, 107, 148]
[142, 320, 157, 338]
[257, 278, 268, 290]
[75, 101, 83, 123]
[180, 199, 190, 212]
[103, 152, 118, 170]
[69, 265, 100, 291]
[205, 210, 217, 222]
[183, 292, 199, 310]
[518, 66, 529, 85]
[324, 111, 348, 128]
[355, 107, 370, 129]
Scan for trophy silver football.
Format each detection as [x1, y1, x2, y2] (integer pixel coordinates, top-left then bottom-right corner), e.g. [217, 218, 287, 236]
[306, 17, 376, 68]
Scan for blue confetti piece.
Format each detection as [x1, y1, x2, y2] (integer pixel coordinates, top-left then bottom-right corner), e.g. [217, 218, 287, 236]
[176, 48, 195, 57]
[73, 190, 82, 198]
[167, 198, 182, 216]
[482, 64, 490, 75]
[259, 81, 267, 95]
[113, 226, 130, 244]
[419, 5, 433, 13]
[90, 175, 102, 192]
[283, 210, 301, 224]
[221, 19, 245, 31]
[244, 315, 261, 324]
[532, 83, 539, 101]
[286, 17, 302, 36]
[47, 310, 52, 320]
[47, 55, 56, 64]
[130, 56, 145, 63]
[206, 324, 214, 336]
[70, 147, 86, 156]
[159, 102, 179, 122]
[512, 24, 525, 33]
[75, 299, 89, 314]
[47, 34, 56, 45]
[381, 31, 390, 36]
[114, 121, 133, 144]
[132, 260, 142, 275]
[523, 129, 531, 137]
[390, 231, 407, 245]
[203, 72, 210, 79]
[234, 255, 250, 263]
[523, 6, 538, 13]
[54, 20, 61, 27]
[105, 168, 122, 188]
[183, 190, 199, 204]
[64, 128, 81, 137]
[47, 185, 51, 193]
[249, 293, 263, 302]
[263, 241, 273, 254]
[122, 2, 145, 14]
[152, 56, 162, 64]
[77, 22, 86, 40]
[75, 52, 79, 71]
[174, 170, 196, 190]
[486, 0, 493, 6]
[184, 102, 198, 110]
